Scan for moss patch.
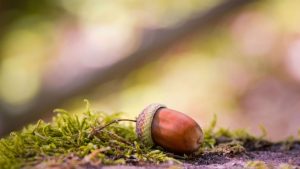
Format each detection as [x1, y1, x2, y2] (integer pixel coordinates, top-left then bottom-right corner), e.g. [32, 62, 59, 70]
[0, 101, 176, 168]
[0, 102, 299, 168]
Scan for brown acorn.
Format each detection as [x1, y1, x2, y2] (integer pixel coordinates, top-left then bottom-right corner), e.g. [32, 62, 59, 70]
[136, 104, 204, 154]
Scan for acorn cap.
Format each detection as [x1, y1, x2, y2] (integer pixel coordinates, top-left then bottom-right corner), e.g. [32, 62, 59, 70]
[136, 104, 166, 147]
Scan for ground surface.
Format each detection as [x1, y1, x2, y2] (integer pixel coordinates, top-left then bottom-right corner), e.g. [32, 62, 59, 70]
[99, 142, 300, 169]
[33, 141, 300, 169]
[1, 107, 299, 169]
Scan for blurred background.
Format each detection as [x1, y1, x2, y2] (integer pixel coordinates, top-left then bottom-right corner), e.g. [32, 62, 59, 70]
[0, 0, 300, 141]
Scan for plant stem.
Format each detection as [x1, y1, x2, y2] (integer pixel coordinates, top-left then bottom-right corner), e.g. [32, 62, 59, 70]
[89, 119, 137, 138]
[97, 119, 136, 131]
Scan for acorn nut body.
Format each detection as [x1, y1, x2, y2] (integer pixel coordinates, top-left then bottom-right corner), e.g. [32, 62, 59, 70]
[136, 104, 204, 154]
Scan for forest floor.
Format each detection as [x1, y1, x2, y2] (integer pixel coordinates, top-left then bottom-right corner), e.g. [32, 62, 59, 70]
[99, 143, 300, 169]
[1, 104, 299, 169]
[33, 139, 300, 169]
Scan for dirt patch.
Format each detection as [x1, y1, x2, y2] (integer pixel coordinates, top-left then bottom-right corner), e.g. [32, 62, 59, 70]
[99, 142, 300, 169]
[186, 142, 300, 168]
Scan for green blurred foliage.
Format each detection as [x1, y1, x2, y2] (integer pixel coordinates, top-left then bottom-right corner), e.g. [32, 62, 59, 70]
[0, 0, 62, 19]
[1, 0, 300, 141]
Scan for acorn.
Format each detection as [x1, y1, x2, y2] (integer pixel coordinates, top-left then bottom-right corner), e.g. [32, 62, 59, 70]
[136, 104, 204, 154]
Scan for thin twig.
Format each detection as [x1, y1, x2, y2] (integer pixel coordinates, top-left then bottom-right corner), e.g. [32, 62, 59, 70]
[88, 119, 136, 138]
[95, 119, 137, 133]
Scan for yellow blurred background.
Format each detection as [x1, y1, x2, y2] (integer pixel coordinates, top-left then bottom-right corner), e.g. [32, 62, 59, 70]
[1, 0, 300, 141]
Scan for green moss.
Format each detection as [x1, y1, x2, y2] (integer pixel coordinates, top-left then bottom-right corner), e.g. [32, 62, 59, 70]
[201, 114, 273, 154]
[245, 160, 269, 169]
[0, 100, 176, 168]
[209, 141, 245, 155]
[202, 114, 218, 149]
[0, 102, 284, 168]
[281, 136, 295, 151]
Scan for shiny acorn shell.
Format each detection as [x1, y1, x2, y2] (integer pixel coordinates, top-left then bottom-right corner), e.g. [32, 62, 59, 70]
[136, 104, 204, 154]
